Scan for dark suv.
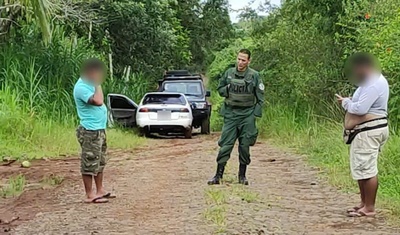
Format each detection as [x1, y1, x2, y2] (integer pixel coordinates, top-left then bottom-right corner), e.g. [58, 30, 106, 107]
[157, 70, 211, 134]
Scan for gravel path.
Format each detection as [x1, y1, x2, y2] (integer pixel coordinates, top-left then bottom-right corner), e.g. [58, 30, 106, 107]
[3, 133, 399, 235]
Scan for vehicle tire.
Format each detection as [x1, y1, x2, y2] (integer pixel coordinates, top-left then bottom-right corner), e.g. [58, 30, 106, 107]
[139, 128, 150, 138]
[184, 128, 192, 139]
[201, 116, 211, 134]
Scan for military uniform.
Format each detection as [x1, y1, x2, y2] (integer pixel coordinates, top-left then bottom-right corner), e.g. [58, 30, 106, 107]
[208, 66, 264, 185]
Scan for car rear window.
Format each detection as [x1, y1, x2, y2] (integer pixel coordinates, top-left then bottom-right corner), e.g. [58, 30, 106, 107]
[163, 82, 203, 96]
[143, 94, 186, 105]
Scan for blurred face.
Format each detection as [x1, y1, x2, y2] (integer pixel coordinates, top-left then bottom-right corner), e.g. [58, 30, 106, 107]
[345, 53, 379, 85]
[86, 69, 105, 85]
[236, 52, 250, 72]
[351, 65, 373, 85]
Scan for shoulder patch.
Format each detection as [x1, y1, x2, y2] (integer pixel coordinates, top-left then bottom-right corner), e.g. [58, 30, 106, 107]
[259, 83, 265, 91]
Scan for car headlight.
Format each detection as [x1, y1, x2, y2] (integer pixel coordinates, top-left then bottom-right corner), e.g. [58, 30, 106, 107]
[194, 102, 207, 109]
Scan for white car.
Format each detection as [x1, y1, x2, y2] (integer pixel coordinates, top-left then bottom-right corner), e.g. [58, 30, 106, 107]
[107, 92, 193, 138]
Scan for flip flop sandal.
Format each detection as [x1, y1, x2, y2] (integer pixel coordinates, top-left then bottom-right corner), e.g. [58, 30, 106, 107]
[347, 210, 376, 217]
[357, 210, 376, 217]
[102, 192, 116, 199]
[85, 196, 109, 203]
[347, 206, 361, 213]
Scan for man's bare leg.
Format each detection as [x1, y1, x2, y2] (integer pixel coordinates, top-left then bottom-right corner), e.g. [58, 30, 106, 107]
[358, 180, 366, 207]
[357, 180, 366, 209]
[83, 174, 108, 203]
[83, 175, 94, 197]
[94, 172, 105, 196]
[347, 180, 365, 212]
[358, 176, 378, 215]
[83, 175, 95, 201]
[94, 172, 115, 198]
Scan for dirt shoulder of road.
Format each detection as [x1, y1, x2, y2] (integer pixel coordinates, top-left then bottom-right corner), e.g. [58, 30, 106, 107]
[1, 134, 399, 235]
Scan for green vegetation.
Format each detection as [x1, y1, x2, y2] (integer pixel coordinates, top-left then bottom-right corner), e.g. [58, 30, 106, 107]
[1, 174, 26, 198]
[0, 0, 233, 160]
[40, 174, 64, 187]
[204, 187, 228, 233]
[207, 0, 400, 219]
[259, 105, 400, 220]
[2, 0, 400, 223]
[203, 163, 265, 233]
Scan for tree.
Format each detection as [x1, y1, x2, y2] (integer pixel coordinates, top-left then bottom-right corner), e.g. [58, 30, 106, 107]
[191, 0, 234, 70]
[0, 0, 53, 44]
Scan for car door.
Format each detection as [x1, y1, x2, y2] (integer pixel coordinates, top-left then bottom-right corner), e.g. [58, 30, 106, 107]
[107, 93, 138, 128]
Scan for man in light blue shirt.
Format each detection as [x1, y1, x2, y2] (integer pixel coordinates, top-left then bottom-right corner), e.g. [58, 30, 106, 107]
[337, 52, 389, 217]
[73, 58, 114, 203]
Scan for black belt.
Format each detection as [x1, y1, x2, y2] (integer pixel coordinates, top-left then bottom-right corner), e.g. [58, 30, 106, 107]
[78, 125, 105, 133]
[343, 117, 388, 145]
[225, 103, 254, 109]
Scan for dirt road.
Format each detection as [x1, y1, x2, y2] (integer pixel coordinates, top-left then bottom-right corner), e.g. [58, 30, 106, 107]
[1, 133, 399, 235]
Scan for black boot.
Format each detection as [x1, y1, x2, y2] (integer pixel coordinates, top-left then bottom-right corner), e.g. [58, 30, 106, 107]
[207, 163, 225, 185]
[238, 164, 249, 185]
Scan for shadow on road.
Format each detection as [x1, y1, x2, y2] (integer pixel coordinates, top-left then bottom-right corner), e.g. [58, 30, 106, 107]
[146, 132, 201, 139]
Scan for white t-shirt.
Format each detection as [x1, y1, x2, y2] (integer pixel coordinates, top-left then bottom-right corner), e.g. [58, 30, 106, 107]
[342, 73, 389, 116]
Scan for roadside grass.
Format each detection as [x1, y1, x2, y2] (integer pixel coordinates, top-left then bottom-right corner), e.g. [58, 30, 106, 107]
[0, 118, 144, 161]
[231, 185, 260, 203]
[0, 58, 148, 162]
[107, 128, 145, 149]
[210, 90, 224, 132]
[208, 74, 400, 223]
[204, 187, 228, 233]
[203, 163, 265, 234]
[0, 174, 26, 198]
[0, 85, 144, 161]
[257, 104, 400, 224]
[40, 174, 65, 187]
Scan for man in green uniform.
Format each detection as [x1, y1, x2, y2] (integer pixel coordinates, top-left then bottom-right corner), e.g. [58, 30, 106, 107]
[208, 49, 264, 185]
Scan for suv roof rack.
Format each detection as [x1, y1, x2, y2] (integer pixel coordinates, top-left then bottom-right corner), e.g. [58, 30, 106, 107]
[165, 70, 191, 76]
[161, 70, 203, 81]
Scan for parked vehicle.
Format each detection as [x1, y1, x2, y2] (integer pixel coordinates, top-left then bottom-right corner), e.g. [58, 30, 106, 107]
[157, 70, 212, 134]
[107, 92, 193, 138]
[107, 93, 138, 128]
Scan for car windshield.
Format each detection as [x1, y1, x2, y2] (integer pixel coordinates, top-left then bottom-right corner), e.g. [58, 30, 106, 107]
[142, 94, 186, 105]
[163, 82, 203, 96]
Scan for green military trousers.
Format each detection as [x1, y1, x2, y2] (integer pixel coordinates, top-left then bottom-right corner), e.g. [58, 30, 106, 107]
[216, 106, 258, 165]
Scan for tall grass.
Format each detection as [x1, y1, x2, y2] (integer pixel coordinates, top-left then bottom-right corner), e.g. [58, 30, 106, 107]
[103, 71, 152, 104]
[0, 25, 149, 161]
[210, 95, 400, 217]
[258, 104, 400, 218]
[208, 66, 400, 217]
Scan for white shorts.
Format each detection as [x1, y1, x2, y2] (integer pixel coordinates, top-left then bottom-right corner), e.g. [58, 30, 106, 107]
[349, 119, 389, 180]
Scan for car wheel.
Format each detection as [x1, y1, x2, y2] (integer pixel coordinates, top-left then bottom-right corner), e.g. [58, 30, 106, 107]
[184, 128, 192, 139]
[139, 128, 150, 138]
[201, 117, 211, 134]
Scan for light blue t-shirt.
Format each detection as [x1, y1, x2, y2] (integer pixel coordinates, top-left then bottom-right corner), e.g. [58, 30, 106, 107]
[73, 78, 107, 130]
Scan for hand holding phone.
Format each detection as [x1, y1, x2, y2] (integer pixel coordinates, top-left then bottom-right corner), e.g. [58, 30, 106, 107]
[335, 93, 344, 104]
[335, 94, 342, 99]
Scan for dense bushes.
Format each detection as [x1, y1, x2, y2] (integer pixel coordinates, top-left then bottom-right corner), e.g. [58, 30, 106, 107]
[0, 24, 147, 159]
[209, 0, 400, 128]
[207, 0, 400, 216]
[0, 0, 233, 159]
[337, 0, 400, 127]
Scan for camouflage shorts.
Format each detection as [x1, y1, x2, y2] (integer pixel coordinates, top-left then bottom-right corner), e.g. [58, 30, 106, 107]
[76, 125, 107, 176]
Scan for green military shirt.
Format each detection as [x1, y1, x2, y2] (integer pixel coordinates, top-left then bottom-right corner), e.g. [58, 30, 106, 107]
[217, 66, 265, 118]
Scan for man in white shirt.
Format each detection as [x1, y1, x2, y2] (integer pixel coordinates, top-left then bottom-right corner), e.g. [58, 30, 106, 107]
[337, 52, 389, 217]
